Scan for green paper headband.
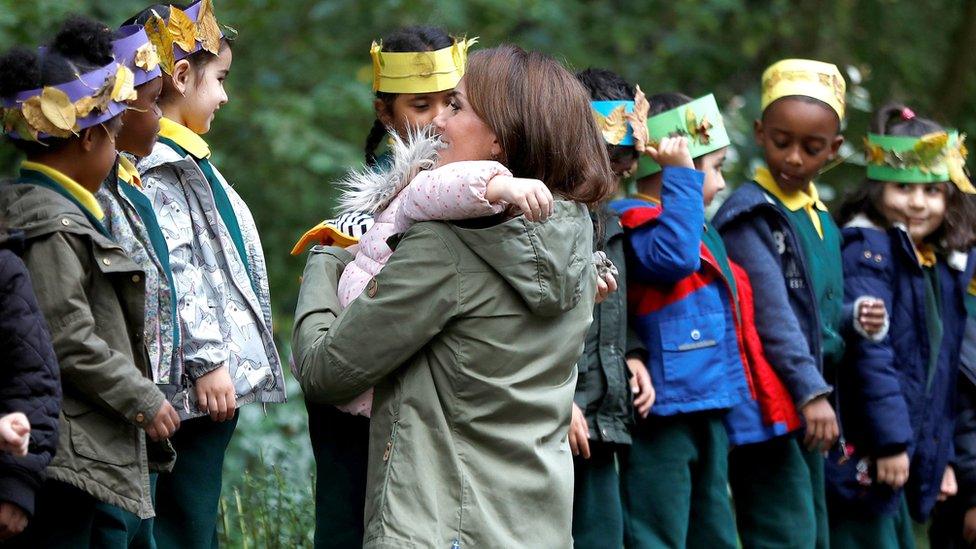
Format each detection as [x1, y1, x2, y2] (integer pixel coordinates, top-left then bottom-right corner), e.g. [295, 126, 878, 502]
[638, 94, 731, 177]
[865, 131, 974, 193]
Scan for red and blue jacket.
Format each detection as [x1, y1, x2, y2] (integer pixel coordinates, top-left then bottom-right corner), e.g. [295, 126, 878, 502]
[611, 167, 752, 417]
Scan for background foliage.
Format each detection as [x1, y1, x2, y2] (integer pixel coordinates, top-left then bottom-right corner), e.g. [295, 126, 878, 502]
[2, 1, 974, 546]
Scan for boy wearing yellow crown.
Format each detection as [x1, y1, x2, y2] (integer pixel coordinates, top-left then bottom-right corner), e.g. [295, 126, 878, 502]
[713, 59, 887, 548]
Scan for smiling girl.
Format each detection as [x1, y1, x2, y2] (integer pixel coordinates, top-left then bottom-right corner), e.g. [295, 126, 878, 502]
[133, 2, 286, 546]
[827, 104, 976, 547]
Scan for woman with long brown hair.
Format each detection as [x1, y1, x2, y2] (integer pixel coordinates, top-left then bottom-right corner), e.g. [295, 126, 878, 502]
[292, 45, 614, 547]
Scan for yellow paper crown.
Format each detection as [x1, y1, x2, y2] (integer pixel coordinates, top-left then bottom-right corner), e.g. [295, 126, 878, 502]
[370, 37, 477, 94]
[761, 59, 846, 120]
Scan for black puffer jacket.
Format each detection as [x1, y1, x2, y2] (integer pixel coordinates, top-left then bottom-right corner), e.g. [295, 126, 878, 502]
[0, 230, 61, 516]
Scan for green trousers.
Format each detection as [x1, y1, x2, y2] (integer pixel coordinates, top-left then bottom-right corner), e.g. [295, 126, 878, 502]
[803, 445, 830, 549]
[572, 441, 625, 549]
[91, 473, 158, 548]
[828, 495, 915, 549]
[620, 412, 737, 549]
[6, 479, 98, 548]
[729, 435, 817, 549]
[154, 413, 238, 549]
[306, 400, 370, 549]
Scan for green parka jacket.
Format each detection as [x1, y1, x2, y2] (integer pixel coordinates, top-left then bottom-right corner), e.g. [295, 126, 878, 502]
[293, 201, 596, 548]
[0, 181, 174, 519]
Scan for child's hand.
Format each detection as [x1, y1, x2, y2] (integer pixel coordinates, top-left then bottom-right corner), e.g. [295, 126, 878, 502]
[0, 413, 29, 457]
[644, 136, 694, 170]
[963, 507, 976, 543]
[486, 175, 554, 222]
[856, 298, 888, 337]
[939, 465, 958, 502]
[626, 357, 655, 418]
[146, 401, 181, 441]
[0, 501, 27, 541]
[800, 396, 839, 452]
[875, 451, 909, 489]
[569, 402, 591, 459]
[195, 364, 237, 422]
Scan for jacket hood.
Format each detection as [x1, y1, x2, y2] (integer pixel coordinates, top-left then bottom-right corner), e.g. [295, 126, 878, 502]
[0, 227, 24, 254]
[0, 182, 99, 242]
[448, 200, 593, 316]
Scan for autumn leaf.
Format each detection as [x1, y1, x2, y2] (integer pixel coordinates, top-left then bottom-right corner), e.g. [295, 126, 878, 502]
[914, 131, 949, 165]
[134, 42, 160, 72]
[627, 85, 650, 153]
[196, 0, 222, 54]
[146, 13, 175, 74]
[863, 138, 885, 164]
[685, 107, 697, 136]
[2, 108, 40, 142]
[594, 105, 628, 145]
[22, 96, 72, 138]
[168, 7, 198, 53]
[39, 87, 76, 132]
[111, 65, 138, 103]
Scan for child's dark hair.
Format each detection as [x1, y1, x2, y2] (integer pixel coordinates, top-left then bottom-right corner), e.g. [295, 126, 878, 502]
[124, 4, 231, 74]
[0, 15, 116, 154]
[364, 26, 453, 166]
[576, 68, 638, 169]
[647, 92, 693, 117]
[836, 102, 976, 249]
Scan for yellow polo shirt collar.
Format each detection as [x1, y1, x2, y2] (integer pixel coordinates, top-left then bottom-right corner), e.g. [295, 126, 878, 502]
[116, 155, 142, 188]
[159, 117, 210, 159]
[21, 160, 105, 221]
[916, 244, 937, 268]
[755, 166, 828, 238]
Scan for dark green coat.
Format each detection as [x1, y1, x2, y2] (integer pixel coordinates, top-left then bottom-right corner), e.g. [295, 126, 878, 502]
[575, 208, 641, 445]
[0, 182, 174, 519]
[293, 201, 596, 548]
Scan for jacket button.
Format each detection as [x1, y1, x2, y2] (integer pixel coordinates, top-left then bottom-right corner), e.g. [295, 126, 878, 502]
[601, 428, 609, 437]
[690, 329, 701, 341]
[102, 258, 111, 266]
[874, 255, 883, 262]
[132, 274, 141, 283]
[366, 279, 378, 298]
[135, 412, 145, 423]
[863, 251, 872, 259]
[61, 218, 70, 226]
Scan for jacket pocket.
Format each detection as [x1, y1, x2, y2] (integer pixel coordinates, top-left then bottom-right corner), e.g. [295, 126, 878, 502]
[377, 420, 400, 515]
[659, 312, 724, 394]
[63, 398, 138, 467]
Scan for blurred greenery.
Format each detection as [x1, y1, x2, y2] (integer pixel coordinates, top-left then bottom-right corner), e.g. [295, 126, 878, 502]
[3, 0, 974, 546]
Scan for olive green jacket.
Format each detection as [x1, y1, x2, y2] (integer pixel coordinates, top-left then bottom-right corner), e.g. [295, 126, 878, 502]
[0, 182, 174, 519]
[293, 201, 596, 548]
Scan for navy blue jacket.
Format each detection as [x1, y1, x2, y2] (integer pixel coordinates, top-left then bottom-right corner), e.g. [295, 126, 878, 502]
[0, 230, 61, 517]
[829, 222, 973, 521]
[713, 181, 833, 407]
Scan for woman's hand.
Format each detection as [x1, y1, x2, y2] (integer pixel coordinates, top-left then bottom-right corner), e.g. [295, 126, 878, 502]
[644, 136, 694, 170]
[195, 364, 237, 422]
[627, 357, 655, 418]
[875, 451, 909, 489]
[939, 465, 958, 502]
[486, 176, 554, 222]
[0, 413, 29, 457]
[569, 402, 591, 459]
[800, 396, 839, 452]
[595, 271, 618, 304]
[145, 401, 181, 441]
